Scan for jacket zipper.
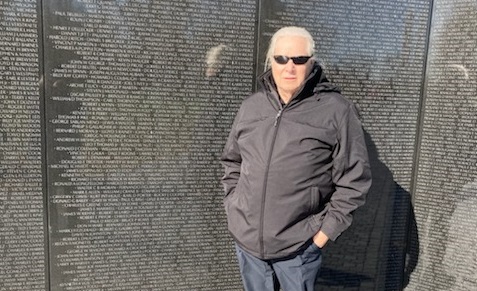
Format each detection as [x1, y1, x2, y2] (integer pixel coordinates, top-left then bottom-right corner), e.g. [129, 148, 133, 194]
[259, 107, 283, 257]
[273, 109, 283, 127]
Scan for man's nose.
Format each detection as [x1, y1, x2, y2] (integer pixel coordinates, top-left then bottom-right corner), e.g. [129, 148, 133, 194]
[284, 60, 295, 71]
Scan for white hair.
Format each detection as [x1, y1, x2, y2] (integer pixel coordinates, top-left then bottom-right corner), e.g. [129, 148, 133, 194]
[264, 26, 315, 71]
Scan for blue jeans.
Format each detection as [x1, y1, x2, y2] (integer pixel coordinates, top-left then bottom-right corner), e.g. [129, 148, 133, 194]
[235, 241, 322, 291]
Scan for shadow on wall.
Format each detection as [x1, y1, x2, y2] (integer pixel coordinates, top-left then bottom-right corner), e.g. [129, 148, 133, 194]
[316, 130, 419, 291]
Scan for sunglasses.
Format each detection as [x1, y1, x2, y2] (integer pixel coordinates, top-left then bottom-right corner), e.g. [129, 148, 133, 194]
[273, 55, 312, 65]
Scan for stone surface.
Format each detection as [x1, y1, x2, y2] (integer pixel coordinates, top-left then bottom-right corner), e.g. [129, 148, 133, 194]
[1, 0, 476, 290]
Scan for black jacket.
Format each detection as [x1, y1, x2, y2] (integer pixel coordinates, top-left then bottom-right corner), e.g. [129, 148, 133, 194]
[221, 64, 371, 259]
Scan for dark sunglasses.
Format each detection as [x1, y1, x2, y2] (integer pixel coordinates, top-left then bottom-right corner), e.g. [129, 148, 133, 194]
[273, 55, 312, 65]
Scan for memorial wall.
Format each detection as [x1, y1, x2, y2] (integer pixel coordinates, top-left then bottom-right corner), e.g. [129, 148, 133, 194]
[0, 0, 45, 290]
[407, 0, 477, 290]
[44, 0, 255, 290]
[256, 1, 429, 289]
[0, 0, 476, 290]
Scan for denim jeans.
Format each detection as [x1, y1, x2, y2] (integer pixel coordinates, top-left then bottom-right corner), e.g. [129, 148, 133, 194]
[235, 241, 322, 291]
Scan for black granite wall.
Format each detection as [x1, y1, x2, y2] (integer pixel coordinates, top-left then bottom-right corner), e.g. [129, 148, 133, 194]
[1, 0, 476, 290]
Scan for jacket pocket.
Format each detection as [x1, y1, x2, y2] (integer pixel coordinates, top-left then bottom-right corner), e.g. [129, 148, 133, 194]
[223, 191, 235, 217]
[310, 187, 320, 213]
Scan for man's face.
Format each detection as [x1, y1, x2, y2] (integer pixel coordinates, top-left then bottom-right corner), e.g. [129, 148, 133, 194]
[271, 36, 313, 102]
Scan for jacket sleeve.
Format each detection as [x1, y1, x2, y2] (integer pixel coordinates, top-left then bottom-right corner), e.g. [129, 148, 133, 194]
[220, 112, 242, 197]
[319, 103, 372, 241]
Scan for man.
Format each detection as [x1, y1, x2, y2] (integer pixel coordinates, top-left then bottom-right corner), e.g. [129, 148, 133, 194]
[221, 26, 371, 291]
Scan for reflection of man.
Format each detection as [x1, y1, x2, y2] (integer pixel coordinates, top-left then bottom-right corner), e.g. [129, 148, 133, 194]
[221, 26, 371, 290]
[205, 44, 228, 77]
[442, 180, 477, 291]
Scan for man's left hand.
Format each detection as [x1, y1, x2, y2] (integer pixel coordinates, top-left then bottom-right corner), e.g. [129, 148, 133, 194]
[313, 231, 329, 248]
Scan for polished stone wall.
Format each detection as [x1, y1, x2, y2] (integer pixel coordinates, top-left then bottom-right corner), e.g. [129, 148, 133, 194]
[1, 0, 476, 290]
[406, 1, 477, 290]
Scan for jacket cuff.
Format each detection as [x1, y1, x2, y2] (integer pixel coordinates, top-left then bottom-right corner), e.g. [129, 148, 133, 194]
[318, 215, 349, 241]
